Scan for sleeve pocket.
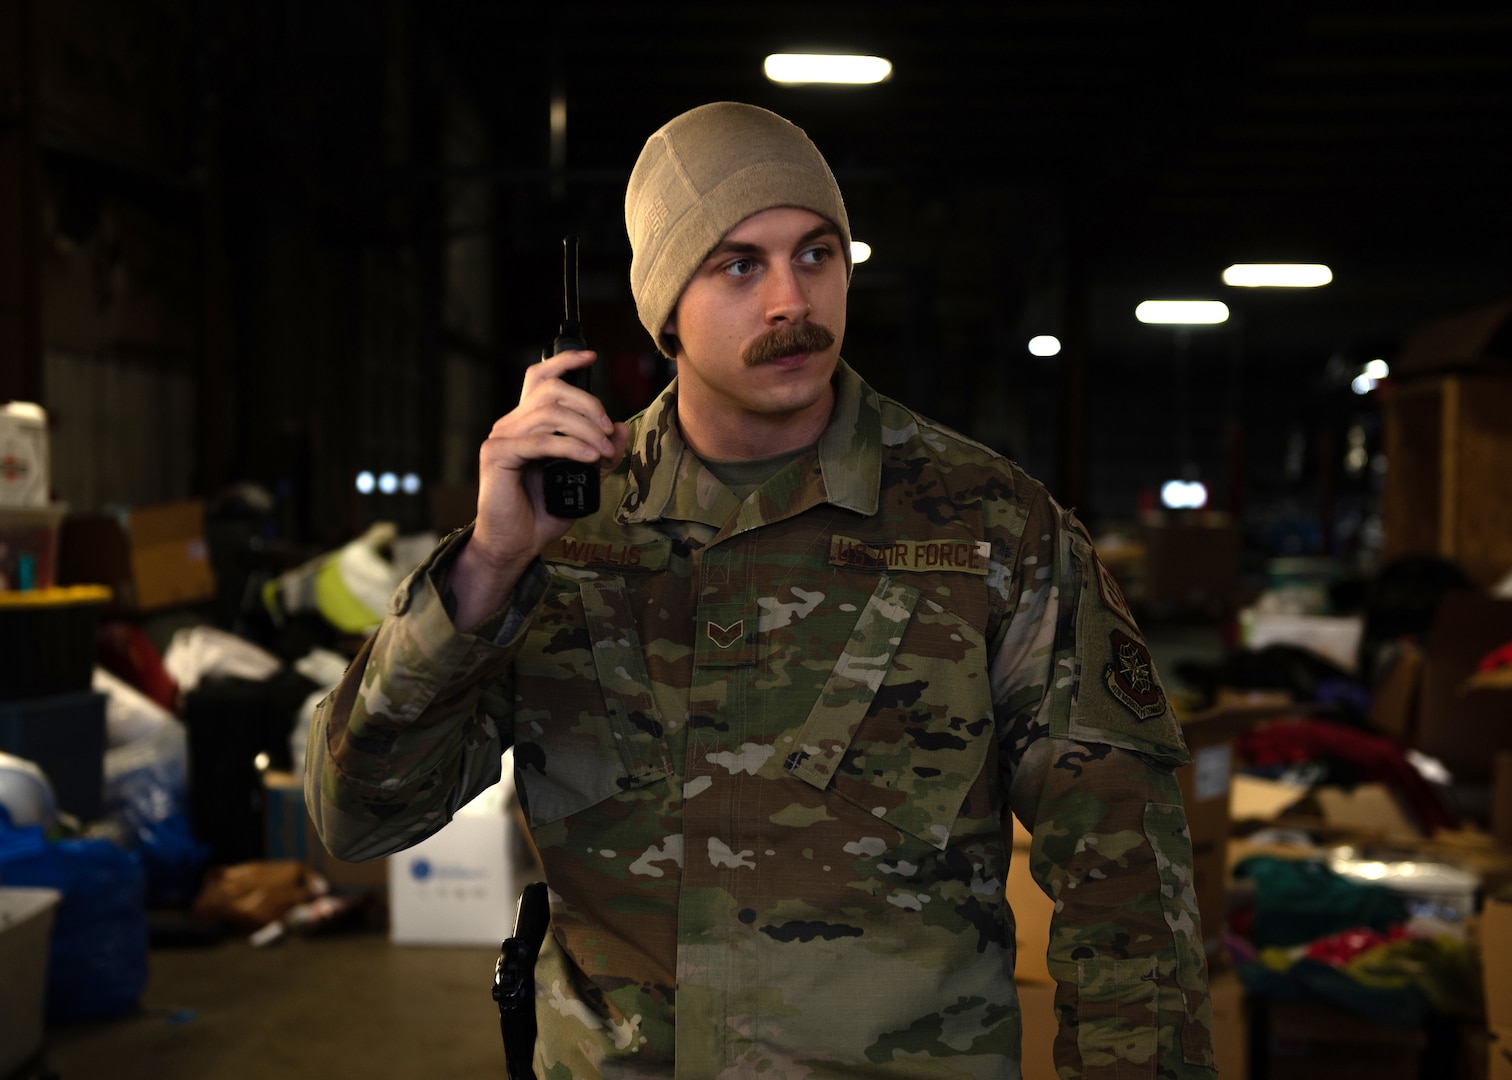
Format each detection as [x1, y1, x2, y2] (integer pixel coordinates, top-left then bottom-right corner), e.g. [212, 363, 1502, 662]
[1074, 955, 1158, 1079]
[1144, 801, 1217, 1068]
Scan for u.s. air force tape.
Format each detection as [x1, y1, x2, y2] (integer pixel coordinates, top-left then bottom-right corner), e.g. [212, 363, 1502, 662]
[829, 535, 991, 576]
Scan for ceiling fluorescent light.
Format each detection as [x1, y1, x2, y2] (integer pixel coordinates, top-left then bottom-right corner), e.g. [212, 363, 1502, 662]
[1222, 263, 1333, 288]
[1135, 300, 1230, 325]
[764, 53, 893, 86]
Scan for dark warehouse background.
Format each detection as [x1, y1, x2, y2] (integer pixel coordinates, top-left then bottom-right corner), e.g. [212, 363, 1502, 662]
[8, 6, 1512, 1078]
[3, 0, 1510, 567]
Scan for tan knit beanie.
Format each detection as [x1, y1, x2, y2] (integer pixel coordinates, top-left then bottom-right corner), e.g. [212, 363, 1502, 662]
[625, 102, 852, 356]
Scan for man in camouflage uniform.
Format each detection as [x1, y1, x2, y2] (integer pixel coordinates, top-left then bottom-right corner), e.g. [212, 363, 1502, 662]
[307, 102, 1216, 1078]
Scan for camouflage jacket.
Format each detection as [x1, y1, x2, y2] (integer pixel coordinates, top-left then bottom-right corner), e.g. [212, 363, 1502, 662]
[308, 361, 1216, 1079]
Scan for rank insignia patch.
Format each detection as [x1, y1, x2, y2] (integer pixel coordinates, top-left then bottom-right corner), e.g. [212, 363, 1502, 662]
[706, 620, 744, 649]
[1104, 629, 1167, 721]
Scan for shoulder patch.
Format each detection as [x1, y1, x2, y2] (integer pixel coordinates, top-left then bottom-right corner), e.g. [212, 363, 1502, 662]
[1095, 557, 1137, 629]
[1104, 629, 1168, 721]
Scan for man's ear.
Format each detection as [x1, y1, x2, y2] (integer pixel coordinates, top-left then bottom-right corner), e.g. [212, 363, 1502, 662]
[659, 314, 680, 360]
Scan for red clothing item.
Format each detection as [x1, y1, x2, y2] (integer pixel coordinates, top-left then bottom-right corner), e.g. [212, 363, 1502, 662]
[1303, 925, 1408, 967]
[96, 621, 179, 712]
[1477, 640, 1512, 672]
[1236, 717, 1457, 832]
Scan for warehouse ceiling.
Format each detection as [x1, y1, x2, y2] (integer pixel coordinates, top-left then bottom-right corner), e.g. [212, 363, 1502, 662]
[419, 2, 1512, 380]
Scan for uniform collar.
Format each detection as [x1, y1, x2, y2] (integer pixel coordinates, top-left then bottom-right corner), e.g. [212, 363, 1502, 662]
[617, 359, 881, 525]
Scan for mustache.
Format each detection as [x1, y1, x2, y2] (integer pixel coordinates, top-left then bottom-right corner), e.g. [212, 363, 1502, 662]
[742, 321, 836, 367]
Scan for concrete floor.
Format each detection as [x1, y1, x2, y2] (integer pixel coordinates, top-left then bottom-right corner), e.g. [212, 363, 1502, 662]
[31, 931, 506, 1080]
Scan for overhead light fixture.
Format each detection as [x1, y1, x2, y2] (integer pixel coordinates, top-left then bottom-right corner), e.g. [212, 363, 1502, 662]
[1028, 335, 1062, 357]
[1222, 263, 1333, 288]
[850, 240, 872, 264]
[764, 53, 893, 86]
[1135, 300, 1230, 325]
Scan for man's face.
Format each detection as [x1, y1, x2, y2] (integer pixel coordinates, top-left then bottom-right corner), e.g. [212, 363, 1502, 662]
[662, 206, 847, 457]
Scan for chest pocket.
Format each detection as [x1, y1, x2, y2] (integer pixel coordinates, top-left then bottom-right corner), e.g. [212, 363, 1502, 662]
[786, 576, 994, 850]
[513, 573, 672, 826]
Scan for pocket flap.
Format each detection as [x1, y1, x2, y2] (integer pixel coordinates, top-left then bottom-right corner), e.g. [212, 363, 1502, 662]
[581, 577, 672, 785]
[786, 578, 920, 791]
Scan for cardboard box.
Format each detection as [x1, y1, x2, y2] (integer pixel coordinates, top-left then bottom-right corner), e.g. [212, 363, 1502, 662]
[289, 778, 390, 894]
[0, 887, 62, 1078]
[1210, 967, 1250, 1080]
[387, 780, 519, 946]
[1313, 782, 1423, 841]
[1139, 511, 1243, 618]
[1176, 706, 1267, 949]
[60, 499, 216, 612]
[264, 772, 312, 863]
[1484, 897, 1512, 1028]
[1465, 1023, 1490, 1080]
[267, 771, 390, 893]
[1382, 374, 1512, 590]
[1495, 752, 1512, 849]
[1415, 592, 1512, 784]
[1262, 999, 1425, 1080]
[1370, 642, 1423, 744]
[1016, 978, 1058, 1080]
[1007, 814, 1056, 985]
[1491, 1025, 1512, 1080]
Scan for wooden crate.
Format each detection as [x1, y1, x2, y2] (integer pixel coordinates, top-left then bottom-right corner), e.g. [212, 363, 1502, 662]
[1382, 374, 1512, 589]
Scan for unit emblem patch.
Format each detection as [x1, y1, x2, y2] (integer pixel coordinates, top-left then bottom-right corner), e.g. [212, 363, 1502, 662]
[1104, 629, 1167, 721]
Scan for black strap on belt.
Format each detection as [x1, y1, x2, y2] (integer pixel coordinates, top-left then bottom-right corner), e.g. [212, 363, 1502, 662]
[493, 881, 550, 1079]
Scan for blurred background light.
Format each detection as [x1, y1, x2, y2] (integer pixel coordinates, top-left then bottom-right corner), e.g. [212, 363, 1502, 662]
[1136, 300, 1231, 325]
[1160, 479, 1209, 509]
[764, 53, 893, 85]
[1222, 263, 1333, 288]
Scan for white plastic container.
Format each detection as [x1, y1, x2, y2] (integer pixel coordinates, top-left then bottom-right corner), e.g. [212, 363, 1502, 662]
[0, 402, 49, 507]
[0, 886, 62, 1076]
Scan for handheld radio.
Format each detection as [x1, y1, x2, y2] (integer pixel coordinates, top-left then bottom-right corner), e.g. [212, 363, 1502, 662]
[540, 235, 599, 518]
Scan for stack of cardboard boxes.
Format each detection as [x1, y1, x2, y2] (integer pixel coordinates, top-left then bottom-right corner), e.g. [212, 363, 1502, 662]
[59, 499, 217, 614]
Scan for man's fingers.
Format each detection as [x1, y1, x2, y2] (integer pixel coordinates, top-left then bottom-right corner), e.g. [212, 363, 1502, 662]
[520, 353, 614, 432]
[524, 350, 597, 394]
